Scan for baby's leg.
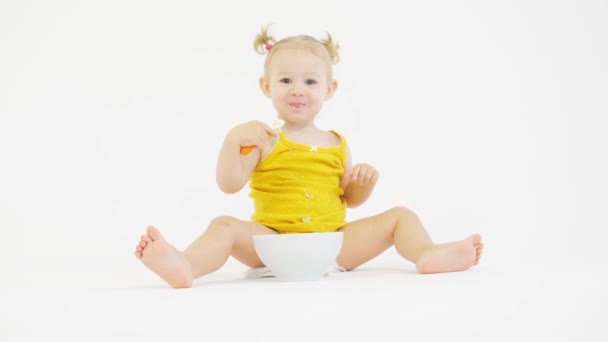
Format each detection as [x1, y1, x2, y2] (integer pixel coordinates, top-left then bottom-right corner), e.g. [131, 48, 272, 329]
[135, 217, 277, 288]
[337, 206, 483, 273]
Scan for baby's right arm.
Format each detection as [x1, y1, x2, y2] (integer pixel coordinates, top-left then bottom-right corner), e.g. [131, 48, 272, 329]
[215, 120, 277, 194]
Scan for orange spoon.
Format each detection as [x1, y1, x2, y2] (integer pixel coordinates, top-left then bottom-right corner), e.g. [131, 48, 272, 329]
[240, 145, 256, 155]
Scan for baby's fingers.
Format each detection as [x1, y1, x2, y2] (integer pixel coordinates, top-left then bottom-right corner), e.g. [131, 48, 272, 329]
[352, 164, 378, 186]
[250, 122, 275, 147]
[259, 119, 284, 137]
[260, 123, 278, 137]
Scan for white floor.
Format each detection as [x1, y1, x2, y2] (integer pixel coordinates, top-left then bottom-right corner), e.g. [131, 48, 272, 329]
[2, 247, 605, 342]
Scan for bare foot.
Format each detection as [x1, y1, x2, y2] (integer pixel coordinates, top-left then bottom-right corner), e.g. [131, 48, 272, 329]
[134, 226, 193, 288]
[416, 234, 484, 274]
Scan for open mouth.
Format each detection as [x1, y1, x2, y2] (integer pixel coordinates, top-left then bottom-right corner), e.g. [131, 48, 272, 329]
[289, 103, 305, 109]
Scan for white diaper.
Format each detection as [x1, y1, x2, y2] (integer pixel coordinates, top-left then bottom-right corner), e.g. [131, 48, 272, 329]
[245, 263, 347, 279]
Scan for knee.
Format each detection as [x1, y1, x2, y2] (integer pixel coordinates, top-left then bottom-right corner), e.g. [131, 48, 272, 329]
[206, 216, 240, 235]
[389, 206, 419, 222]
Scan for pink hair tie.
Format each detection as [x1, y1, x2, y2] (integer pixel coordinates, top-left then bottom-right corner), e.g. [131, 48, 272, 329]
[265, 43, 273, 51]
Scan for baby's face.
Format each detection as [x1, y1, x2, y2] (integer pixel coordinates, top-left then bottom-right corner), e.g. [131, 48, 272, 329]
[261, 48, 336, 126]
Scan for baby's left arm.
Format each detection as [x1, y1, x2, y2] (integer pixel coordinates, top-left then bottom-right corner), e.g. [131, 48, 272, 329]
[340, 145, 379, 208]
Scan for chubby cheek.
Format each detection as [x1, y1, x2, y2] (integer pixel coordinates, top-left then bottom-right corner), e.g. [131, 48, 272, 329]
[271, 96, 289, 112]
[270, 87, 289, 100]
[312, 91, 328, 105]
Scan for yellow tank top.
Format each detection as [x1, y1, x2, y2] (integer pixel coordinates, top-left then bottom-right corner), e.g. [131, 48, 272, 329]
[249, 130, 347, 233]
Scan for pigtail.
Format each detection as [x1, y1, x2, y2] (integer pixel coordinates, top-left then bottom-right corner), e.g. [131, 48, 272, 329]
[320, 32, 340, 65]
[254, 25, 277, 55]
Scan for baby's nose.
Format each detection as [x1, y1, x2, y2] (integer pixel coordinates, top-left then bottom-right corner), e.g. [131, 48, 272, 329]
[289, 85, 304, 96]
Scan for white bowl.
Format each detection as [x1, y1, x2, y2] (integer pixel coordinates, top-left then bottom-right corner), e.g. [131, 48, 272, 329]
[253, 232, 344, 282]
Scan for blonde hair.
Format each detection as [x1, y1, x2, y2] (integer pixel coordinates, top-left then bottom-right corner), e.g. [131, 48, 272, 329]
[253, 25, 340, 82]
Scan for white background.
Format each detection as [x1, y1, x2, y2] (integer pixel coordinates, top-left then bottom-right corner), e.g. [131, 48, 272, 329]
[1, 0, 606, 341]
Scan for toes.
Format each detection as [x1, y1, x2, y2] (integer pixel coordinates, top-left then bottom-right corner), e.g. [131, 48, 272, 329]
[474, 246, 483, 265]
[468, 234, 482, 244]
[135, 227, 163, 260]
[146, 225, 164, 242]
[141, 234, 152, 243]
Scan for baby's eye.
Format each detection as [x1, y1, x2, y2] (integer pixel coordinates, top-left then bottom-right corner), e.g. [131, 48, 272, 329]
[280, 78, 291, 84]
[305, 79, 318, 85]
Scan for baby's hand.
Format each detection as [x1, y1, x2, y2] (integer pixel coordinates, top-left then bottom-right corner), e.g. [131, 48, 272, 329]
[346, 163, 379, 187]
[230, 120, 278, 155]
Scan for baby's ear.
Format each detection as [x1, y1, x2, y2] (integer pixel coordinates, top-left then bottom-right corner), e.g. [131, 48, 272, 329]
[325, 79, 338, 100]
[259, 77, 272, 98]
